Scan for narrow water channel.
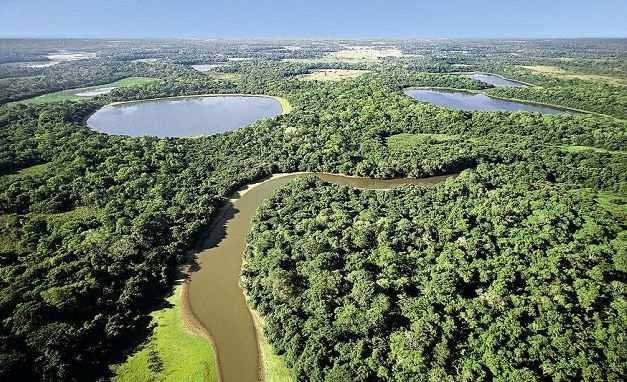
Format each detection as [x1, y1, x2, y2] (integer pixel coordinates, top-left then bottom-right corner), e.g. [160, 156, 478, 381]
[186, 172, 455, 382]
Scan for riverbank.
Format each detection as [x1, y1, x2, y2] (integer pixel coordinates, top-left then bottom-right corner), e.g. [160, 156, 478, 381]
[251, 309, 295, 382]
[111, 283, 220, 382]
[111, 170, 459, 382]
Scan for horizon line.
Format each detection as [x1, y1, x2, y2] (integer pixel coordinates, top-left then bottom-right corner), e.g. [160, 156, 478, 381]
[1, 35, 627, 41]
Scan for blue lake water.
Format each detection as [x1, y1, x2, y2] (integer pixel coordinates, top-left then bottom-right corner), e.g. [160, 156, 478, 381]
[404, 89, 574, 114]
[87, 96, 283, 137]
[466, 73, 527, 87]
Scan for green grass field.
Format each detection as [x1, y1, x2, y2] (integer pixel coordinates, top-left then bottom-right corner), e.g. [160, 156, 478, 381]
[0, 214, 20, 253]
[111, 284, 219, 382]
[1, 163, 49, 180]
[204, 72, 241, 82]
[387, 132, 460, 151]
[328, 47, 404, 61]
[521, 65, 626, 86]
[16, 77, 159, 104]
[284, 46, 409, 64]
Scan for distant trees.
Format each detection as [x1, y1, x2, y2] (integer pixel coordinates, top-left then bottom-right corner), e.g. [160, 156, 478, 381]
[487, 82, 627, 119]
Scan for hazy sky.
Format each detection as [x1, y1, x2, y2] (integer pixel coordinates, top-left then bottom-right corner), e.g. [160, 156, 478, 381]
[1, 0, 626, 38]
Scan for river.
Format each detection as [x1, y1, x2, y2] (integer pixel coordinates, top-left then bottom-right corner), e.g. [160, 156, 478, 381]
[186, 172, 455, 382]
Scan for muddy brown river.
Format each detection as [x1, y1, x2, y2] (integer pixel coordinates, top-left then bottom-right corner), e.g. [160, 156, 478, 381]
[187, 172, 454, 382]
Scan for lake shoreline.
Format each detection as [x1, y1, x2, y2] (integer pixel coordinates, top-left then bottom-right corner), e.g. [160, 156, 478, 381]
[105, 93, 291, 115]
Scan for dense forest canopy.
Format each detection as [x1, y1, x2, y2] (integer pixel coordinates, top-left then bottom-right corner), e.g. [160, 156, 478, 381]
[0, 38, 625, 381]
[244, 166, 625, 381]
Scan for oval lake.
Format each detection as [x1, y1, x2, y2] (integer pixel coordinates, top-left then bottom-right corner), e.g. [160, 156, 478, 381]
[87, 96, 283, 137]
[404, 88, 575, 114]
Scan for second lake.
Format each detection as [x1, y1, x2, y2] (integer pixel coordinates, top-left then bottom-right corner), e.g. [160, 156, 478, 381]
[404, 88, 575, 114]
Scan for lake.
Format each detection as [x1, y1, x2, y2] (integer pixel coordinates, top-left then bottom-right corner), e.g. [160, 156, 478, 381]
[466, 73, 527, 87]
[75, 86, 115, 97]
[87, 96, 283, 137]
[404, 88, 574, 114]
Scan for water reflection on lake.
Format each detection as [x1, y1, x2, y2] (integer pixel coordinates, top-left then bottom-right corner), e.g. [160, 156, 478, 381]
[466, 73, 527, 87]
[87, 96, 283, 137]
[404, 88, 574, 114]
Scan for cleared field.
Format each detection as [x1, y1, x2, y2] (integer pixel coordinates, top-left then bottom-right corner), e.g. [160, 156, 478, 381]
[111, 284, 219, 382]
[387, 132, 459, 151]
[16, 77, 159, 104]
[228, 57, 254, 61]
[204, 71, 241, 81]
[1, 163, 49, 180]
[0, 214, 19, 253]
[522, 65, 626, 85]
[284, 47, 407, 64]
[298, 69, 369, 81]
[329, 46, 404, 61]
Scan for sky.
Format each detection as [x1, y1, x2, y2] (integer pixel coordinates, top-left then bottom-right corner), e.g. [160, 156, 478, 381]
[1, 0, 626, 39]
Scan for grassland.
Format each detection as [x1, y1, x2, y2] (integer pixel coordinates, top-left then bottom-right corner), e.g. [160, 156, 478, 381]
[0, 214, 20, 253]
[203, 72, 242, 82]
[521, 65, 626, 86]
[1, 163, 49, 181]
[298, 69, 369, 81]
[387, 133, 460, 151]
[112, 284, 219, 382]
[16, 77, 159, 104]
[1, 163, 95, 252]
